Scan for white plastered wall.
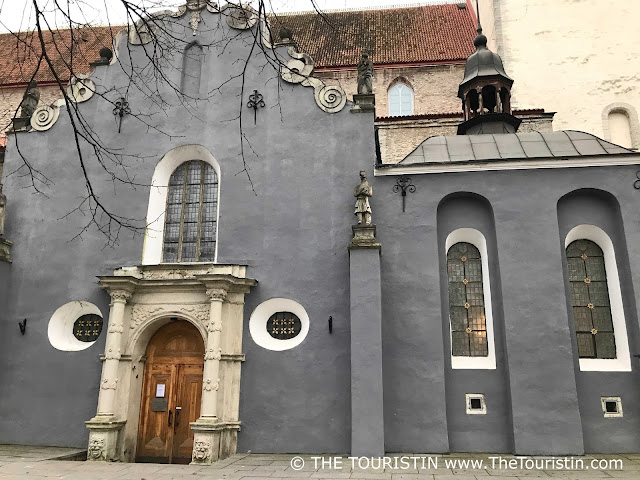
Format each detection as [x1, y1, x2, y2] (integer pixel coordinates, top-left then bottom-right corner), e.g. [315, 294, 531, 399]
[446, 228, 497, 370]
[472, 0, 640, 141]
[565, 224, 631, 372]
[142, 145, 221, 265]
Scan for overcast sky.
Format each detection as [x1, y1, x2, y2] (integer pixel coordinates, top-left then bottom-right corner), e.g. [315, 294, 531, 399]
[0, 0, 456, 33]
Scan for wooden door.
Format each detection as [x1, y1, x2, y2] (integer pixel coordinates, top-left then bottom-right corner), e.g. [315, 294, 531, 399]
[136, 321, 204, 464]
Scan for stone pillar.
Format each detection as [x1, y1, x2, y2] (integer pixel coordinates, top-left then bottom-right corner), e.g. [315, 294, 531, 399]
[191, 287, 227, 465]
[349, 224, 384, 457]
[85, 289, 131, 461]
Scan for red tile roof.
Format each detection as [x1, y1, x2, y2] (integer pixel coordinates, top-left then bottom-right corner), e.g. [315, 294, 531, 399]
[270, 3, 476, 68]
[0, 26, 118, 86]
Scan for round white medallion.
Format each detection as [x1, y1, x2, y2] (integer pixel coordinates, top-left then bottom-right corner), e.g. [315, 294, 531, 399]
[249, 298, 309, 351]
[48, 301, 103, 351]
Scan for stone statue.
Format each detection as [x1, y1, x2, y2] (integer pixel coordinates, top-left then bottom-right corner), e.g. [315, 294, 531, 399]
[354, 170, 372, 225]
[20, 81, 40, 118]
[356, 51, 373, 95]
[0, 184, 6, 237]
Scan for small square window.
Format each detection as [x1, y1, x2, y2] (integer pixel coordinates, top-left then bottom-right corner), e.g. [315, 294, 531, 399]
[601, 396, 623, 418]
[466, 394, 486, 415]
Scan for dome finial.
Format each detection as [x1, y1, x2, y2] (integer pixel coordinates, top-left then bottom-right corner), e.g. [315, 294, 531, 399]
[473, 0, 487, 48]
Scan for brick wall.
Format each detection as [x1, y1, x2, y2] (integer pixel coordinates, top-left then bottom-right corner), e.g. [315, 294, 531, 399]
[316, 63, 466, 117]
[0, 85, 63, 133]
[377, 113, 554, 164]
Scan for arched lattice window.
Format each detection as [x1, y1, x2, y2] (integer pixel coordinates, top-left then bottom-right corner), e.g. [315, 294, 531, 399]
[447, 242, 488, 356]
[567, 240, 616, 359]
[163, 160, 217, 262]
[388, 82, 413, 116]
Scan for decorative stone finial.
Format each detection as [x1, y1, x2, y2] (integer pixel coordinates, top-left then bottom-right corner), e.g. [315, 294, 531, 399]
[20, 81, 40, 119]
[356, 50, 373, 95]
[354, 170, 372, 226]
[279, 27, 293, 43]
[91, 47, 113, 66]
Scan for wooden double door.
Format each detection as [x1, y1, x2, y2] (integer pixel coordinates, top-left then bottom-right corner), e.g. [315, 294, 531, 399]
[136, 321, 204, 464]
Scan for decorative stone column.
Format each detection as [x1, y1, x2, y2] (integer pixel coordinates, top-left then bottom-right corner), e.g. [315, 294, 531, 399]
[348, 224, 384, 457]
[191, 286, 227, 465]
[85, 289, 131, 462]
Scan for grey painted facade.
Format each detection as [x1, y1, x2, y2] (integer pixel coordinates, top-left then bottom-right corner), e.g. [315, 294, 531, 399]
[0, 6, 639, 457]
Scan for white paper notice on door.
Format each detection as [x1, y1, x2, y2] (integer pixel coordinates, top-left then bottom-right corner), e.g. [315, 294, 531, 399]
[156, 384, 165, 398]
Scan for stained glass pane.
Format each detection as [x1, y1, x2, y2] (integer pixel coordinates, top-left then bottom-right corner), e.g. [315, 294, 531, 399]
[585, 257, 606, 281]
[448, 260, 464, 282]
[181, 242, 197, 262]
[468, 307, 486, 330]
[183, 222, 198, 242]
[570, 282, 590, 306]
[452, 331, 470, 356]
[465, 259, 482, 282]
[169, 164, 186, 185]
[448, 283, 466, 306]
[595, 333, 616, 359]
[465, 282, 484, 306]
[591, 307, 614, 332]
[469, 331, 488, 356]
[567, 257, 585, 281]
[572, 307, 593, 332]
[576, 333, 595, 358]
[589, 282, 610, 306]
[450, 307, 467, 331]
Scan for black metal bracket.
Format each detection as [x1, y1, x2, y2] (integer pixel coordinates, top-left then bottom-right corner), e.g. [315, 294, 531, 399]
[18, 318, 27, 335]
[328, 316, 333, 334]
[247, 90, 265, 125]
[113, 97, 131, 133]
[392, 175, 416, 212]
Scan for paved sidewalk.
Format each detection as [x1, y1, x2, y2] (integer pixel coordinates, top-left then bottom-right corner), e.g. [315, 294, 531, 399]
[0, 451, 639, 480]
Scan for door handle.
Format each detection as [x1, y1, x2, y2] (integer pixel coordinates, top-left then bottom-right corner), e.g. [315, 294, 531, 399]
[174, 407, 182, 432]
[168, 409, 173, 426]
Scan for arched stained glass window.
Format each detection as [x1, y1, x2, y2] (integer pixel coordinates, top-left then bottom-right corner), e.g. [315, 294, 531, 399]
[388, 82, 414, 117]
[163, 160, 217, 262]
[566, 239, 616, 359]
[447, 242, 488, 357]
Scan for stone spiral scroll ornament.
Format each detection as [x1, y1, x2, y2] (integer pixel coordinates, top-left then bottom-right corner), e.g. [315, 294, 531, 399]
[30, 104, 61, 132]
[313, 83, 347, 114]
[67, 75, 95, 103]
[280, 47, 346, 114]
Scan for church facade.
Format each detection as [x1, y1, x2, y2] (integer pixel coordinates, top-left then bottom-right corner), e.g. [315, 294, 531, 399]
[1, 1, 640, 464]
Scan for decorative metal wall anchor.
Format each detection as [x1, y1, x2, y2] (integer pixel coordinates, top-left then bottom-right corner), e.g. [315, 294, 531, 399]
[113, 97, 131, 133]
[634, 171, 640, 189]
[393, 175, 416, 212]
[18, 318, 27, 335]
[328, 316, 333, 334]
[247, 90, 265, 125]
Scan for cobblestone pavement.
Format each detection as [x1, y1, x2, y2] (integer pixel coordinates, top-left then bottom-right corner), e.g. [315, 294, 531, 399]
[0, 451, 639, 480]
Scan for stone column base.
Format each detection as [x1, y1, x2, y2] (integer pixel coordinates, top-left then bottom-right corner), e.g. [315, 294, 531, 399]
[349, 225, 381, 250]
[190, 420, 241, 465]
[351, 94, 375, 113]
[85, 417, 126, 461]
[0, 237, 12, 263]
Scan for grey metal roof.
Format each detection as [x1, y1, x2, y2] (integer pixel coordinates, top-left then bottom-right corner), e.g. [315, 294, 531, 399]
[400, 131, 634, 165]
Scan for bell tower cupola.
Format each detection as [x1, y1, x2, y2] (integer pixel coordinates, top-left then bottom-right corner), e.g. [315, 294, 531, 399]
[457, 1, 520, 135]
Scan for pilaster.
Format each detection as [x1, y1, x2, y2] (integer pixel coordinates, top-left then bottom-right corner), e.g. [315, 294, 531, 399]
[86, 289, 132, 462]
[349, 224, 384, 456]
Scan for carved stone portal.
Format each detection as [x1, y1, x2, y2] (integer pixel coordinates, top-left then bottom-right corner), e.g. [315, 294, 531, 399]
[86, 264, 256, 464]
